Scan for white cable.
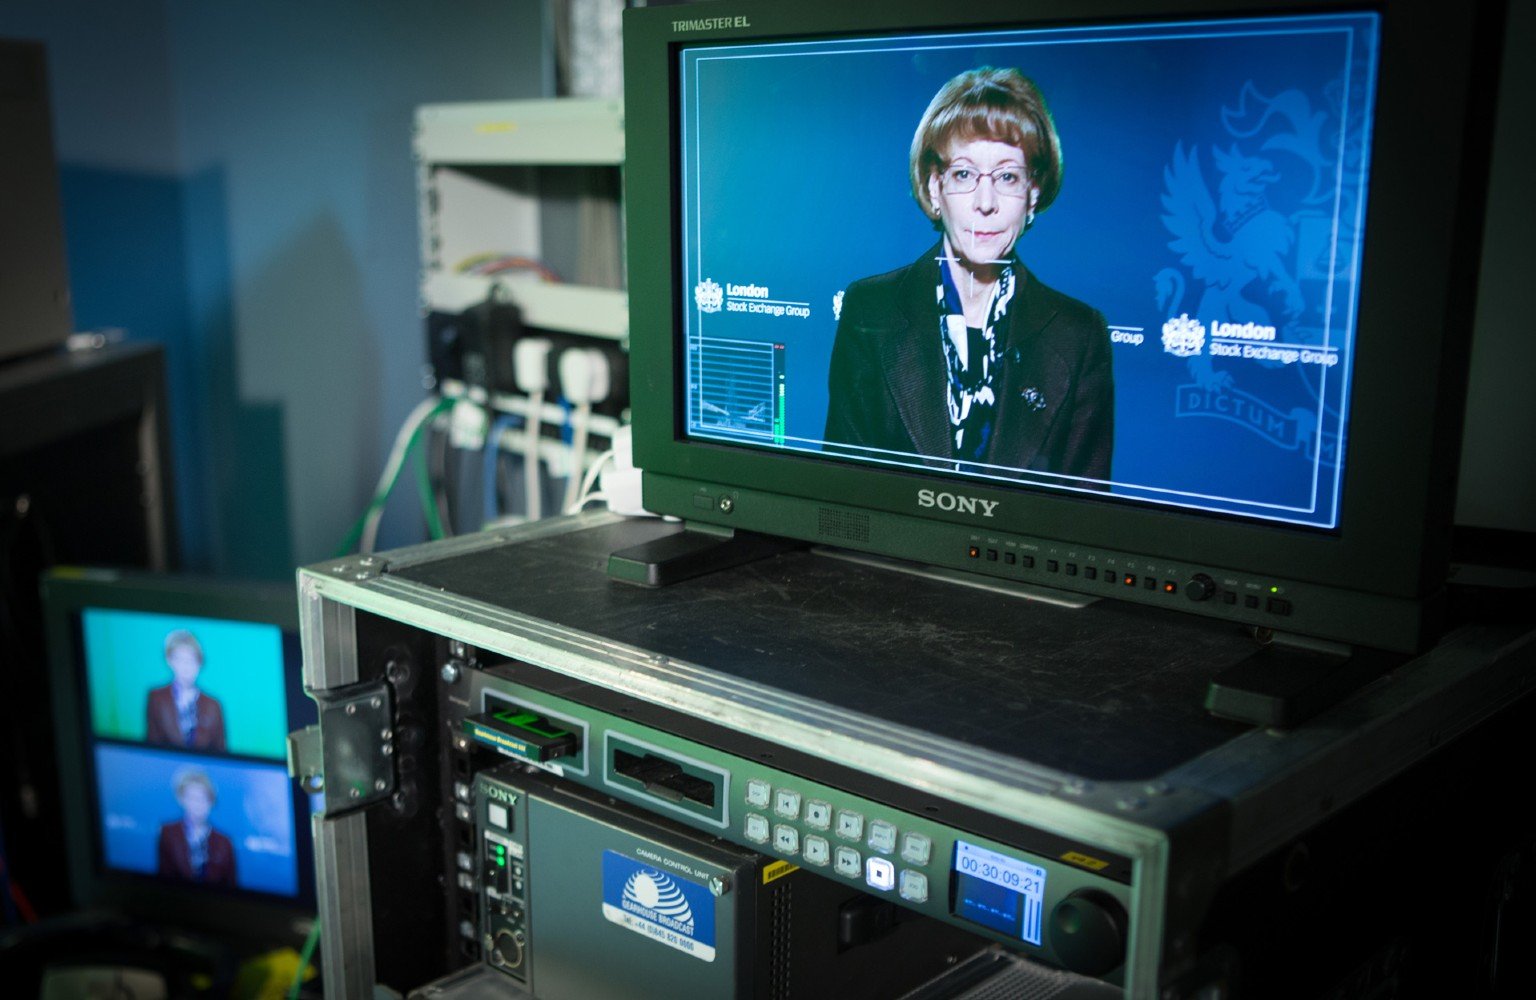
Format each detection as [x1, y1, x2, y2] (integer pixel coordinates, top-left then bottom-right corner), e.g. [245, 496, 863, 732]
[558, 348, 610, 514]
[565, 449, 615, 515]
[514, 338, 553, 521]
[601, 423, 649, 516]
[524, 390, 544, 521]
[360, 396, 444, 554]
[563, 402, 592, 513]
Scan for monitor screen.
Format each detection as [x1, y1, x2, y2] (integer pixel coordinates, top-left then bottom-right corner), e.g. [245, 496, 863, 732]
[676, 12, 1378, 531]
[44, 571, 316, 941]
[626, 0, 1501, 653]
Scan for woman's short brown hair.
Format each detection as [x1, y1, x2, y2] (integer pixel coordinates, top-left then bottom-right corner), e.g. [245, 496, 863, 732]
[909, 67, 1063, 220]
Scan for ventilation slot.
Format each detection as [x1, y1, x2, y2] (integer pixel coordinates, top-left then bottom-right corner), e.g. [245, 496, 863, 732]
[817, 507, 871, 543]
[768, 882, 793, 999]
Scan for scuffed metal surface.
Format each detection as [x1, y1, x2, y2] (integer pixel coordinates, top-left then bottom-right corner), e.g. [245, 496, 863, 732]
[394, 521, 1254, 780]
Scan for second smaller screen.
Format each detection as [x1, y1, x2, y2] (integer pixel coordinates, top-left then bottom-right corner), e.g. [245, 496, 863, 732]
[94, 744, 299, 897]
[82, 608, 288, 759]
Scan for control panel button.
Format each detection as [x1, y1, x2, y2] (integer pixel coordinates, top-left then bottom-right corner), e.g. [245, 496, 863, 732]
[804, 800, 832, 830]
[773, 824, 800, 855]
[900, 832, 932, 866]
[487, 803, 510, 830]
[867, 820, 897, 855]
[834, 846, 861, 877]
[898, 870, 930, 903]
[745, 779, 771, 809]
[802, 835, 830, 866]
[744, 813, 770, 844]
[835, 810, 864, 841]
[774, 789, 802, 819]
[865, 856, 896, 892]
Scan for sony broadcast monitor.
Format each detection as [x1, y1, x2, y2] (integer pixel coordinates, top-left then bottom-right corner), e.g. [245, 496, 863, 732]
[42, 569, 317, 945]
[623, 0, 1502, 653]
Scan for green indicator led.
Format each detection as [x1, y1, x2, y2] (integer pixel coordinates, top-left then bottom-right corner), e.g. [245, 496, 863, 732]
[1270, 586, 1279, 593]
[492, 709, 569, 740]
[498, 857, 506, 867]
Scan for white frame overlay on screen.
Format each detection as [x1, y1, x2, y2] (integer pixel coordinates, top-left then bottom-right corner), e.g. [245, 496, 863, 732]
[677, 13, 1379, 529]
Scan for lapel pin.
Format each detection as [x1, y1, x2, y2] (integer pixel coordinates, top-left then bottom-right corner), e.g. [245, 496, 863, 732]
[1021, 387, 1047, 411]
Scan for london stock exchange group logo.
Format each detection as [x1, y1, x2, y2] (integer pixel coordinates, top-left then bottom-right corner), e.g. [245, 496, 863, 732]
[694, 278, 724, 314]
[1150, 73, 1366, 467]
[1160, 313, 1206, 358]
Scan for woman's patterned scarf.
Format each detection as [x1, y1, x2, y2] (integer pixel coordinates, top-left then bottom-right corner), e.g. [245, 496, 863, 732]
[938, 255, 1015, 462]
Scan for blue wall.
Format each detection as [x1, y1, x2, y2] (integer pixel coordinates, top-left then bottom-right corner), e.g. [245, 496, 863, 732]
[2, 0, 547, 575]
[3, 0, 1529, 576]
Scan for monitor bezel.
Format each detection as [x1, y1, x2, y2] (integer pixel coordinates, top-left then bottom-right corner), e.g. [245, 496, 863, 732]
[624, 0, 1504, 650]
[42, 568, 315, 946]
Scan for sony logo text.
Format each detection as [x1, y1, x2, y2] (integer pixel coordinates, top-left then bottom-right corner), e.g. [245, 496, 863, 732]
[918, 489, 999, 517]
[482, 785, 519, 806]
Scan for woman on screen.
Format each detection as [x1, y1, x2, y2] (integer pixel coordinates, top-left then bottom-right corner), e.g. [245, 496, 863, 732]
[823, 67, 1113, 480]
[145, 629, 227, 752]
[157, 768, 238, 886]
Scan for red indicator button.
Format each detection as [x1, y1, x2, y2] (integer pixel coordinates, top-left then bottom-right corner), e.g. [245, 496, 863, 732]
[967, 546, 980, 559]
[1163, 582, 1177, 594]
[1123, 574, 1136, 586]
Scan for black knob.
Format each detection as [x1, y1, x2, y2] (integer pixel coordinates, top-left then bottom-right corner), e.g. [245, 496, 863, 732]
[1049, 889, 1128, 977]
[1186, 573, 1216, 602]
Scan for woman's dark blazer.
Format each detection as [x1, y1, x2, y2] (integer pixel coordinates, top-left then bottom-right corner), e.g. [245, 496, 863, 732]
[157, 822, 238, 885]
[823, 243, 1114, 481]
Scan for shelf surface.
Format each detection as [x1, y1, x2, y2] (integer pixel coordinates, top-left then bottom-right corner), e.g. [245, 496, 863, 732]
[416, 98, 624, 165]
[392, 519, 1257, 782]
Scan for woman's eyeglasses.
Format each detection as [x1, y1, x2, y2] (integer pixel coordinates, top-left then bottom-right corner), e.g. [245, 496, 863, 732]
[940, 165, 1029, 196]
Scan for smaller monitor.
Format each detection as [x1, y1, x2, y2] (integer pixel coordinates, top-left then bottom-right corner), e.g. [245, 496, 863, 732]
[42, 569, 317, 945]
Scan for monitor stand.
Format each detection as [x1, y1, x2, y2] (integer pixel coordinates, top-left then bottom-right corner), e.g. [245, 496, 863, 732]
[607, 523, 806, 586]
[606, 519, 1401, 727]
[1205, 640, 1401, 728]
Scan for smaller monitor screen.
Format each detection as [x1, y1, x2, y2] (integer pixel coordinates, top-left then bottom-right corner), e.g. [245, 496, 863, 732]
[82, 608, 290, 758]
[676, 12, 1380, 530]
[93, 745, 299, 896]
[65, 598, 315, 908]
[951, 839, 1047, 946]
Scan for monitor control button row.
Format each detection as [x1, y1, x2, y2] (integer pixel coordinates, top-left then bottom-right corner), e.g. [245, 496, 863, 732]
[744, 813, 769, 844]
[745, 779, 771, 808]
